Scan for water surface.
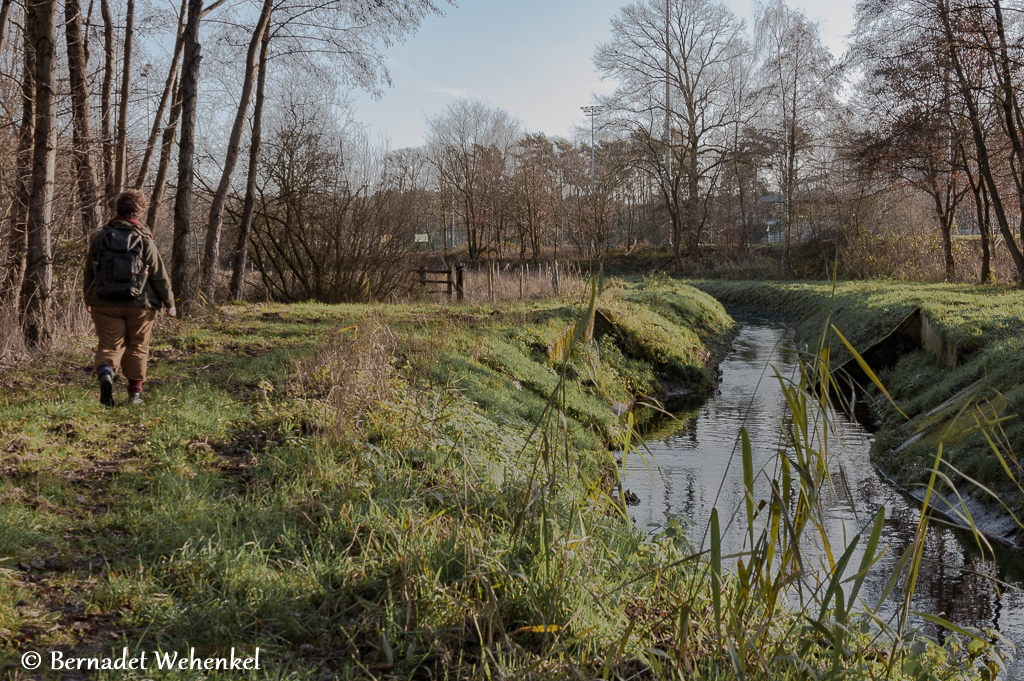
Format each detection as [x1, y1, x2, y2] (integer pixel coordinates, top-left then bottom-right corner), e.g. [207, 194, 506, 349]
[625, 321, 1024, 669]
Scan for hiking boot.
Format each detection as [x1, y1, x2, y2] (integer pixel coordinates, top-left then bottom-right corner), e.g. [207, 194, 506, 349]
[98, 365, 115, 407]
[128, 392, 143, 405]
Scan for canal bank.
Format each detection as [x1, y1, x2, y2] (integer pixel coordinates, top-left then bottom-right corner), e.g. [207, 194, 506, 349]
[691, 279, 1024, 544]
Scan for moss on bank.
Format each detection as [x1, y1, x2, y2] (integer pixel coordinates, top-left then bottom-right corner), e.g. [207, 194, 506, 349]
[691, 279, 1024, 526]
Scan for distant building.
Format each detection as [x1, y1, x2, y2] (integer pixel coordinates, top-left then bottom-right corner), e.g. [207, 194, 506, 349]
[759, 181, 831, 243]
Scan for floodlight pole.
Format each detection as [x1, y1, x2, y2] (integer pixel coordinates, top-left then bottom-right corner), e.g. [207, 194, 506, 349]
[580, 106, 603, 185]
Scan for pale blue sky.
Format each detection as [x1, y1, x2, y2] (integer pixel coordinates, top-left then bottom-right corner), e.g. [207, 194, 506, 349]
[352, 0, 856, 149]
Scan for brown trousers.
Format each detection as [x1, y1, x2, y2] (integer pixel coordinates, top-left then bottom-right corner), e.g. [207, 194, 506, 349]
[91, 306, 158, 382]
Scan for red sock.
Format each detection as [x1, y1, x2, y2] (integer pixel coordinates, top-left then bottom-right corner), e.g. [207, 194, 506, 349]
[128, 379, 143, 393]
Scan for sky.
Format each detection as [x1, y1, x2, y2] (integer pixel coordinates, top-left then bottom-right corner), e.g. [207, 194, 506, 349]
[351, 0, 857, 150]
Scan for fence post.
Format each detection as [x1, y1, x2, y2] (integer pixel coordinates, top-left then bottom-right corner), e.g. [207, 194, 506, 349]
[448, 264, 454, 299]
[552, 260, 560, 295]
[456, 264, 465, 301]
[419, 269, 426, 288]
[519, 264, 524, 301]
[487, 259, 494, 302]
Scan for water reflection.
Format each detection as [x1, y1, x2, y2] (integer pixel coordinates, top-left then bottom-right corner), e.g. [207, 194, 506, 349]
[626, 321, 1023, 668]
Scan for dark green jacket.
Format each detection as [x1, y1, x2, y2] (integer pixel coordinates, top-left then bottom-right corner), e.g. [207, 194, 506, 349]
[84, 219, 175, 309]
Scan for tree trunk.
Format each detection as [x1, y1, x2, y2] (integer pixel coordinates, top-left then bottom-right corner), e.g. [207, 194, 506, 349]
[200, 0, 273, 300]
[782, 118, 796, 276]
[147, 74, 182, 229]
[134, 0, 186, 190]
[99, 0, 114, 201]
[980, 180, 991, 284]
[671, 212, 682, 271]
[171, 0, 203, 313]
[6, 13, 34, 300]
[113, 0, 134, 192]
[963, 153, 992, 284]
[0, 0, 13, 57]
[929, 175, 955, 281]
[20, 0, 58, 345]
[65, 0, 101, 240]
[229, 31, 270, 300]
[83, 0, 92, 60]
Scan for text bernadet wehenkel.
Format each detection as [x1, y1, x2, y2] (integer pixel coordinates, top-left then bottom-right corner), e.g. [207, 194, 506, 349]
[38, 647, 261, 672]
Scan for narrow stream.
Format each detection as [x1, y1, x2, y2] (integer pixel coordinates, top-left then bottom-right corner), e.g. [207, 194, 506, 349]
[625, 320, 1024, 670]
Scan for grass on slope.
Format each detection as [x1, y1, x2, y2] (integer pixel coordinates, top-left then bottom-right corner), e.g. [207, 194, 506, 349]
[0, 280, 750, 679]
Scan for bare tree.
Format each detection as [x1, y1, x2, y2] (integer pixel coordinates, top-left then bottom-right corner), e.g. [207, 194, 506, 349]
[204, 0, 449, 301]
[65, 0, 101, 239]
[595, 0, 749, 269]
[755, 0, 838, 274]
[145, 0, 226, 229]
[852, 0, 1024, 285]
[20, 0, 58, 344]
[248, 106, 417, 302]
[426, 99, 520, 259]
[134, 0, 188, 190]
[509, 134, 557, 263]
[99, 0, 114, 198]
[112, 0, 134, 192]
[847, 66, 968, 280]
[171, 0, 203, 311]
[146, 73, 183, 229]
[200, 0, 274, 300]
[229, 30, 270, 300]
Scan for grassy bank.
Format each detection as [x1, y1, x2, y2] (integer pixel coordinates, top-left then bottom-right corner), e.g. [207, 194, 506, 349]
[0, 278, 1000, 679]
[692, 279, 1024, 533]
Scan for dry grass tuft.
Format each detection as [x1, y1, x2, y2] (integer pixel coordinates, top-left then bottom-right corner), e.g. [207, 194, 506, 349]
[0, 296, 28, 360]
[0, 291, 93, 361]
[296, 315, 398, 438]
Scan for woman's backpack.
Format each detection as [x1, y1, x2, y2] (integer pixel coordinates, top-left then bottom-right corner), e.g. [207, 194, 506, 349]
[93, 224, 149, 302]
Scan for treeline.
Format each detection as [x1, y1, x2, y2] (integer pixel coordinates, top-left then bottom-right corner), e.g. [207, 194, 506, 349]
[0, 0, 446, 342]
[399, 0, 1024, 289]
[3, 0, 1024, 344]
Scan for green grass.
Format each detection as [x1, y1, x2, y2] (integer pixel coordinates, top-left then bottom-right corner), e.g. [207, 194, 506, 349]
[0, 282, 1000, 679]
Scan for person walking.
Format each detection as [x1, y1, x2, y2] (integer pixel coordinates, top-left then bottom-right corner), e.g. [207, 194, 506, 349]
[84, 190, 176, 406]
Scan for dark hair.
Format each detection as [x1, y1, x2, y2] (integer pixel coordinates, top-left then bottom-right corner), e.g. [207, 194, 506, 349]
[115, 190, 148, 220]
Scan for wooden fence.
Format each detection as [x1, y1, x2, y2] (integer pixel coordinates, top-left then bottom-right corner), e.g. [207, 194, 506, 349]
[416, 265, 464, 300]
